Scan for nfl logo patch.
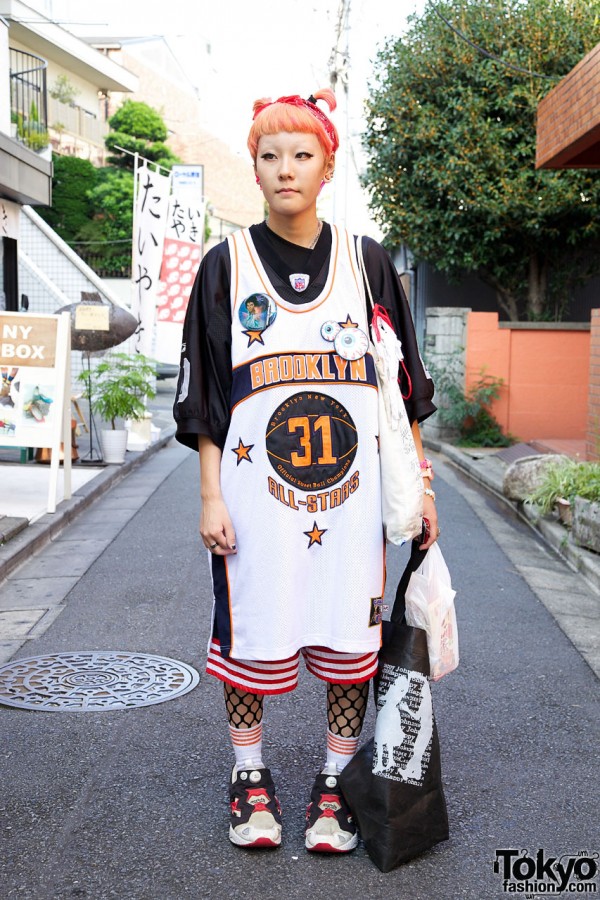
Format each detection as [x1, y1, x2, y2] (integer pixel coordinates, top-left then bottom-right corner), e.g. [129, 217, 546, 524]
[290, 273, 309, 292]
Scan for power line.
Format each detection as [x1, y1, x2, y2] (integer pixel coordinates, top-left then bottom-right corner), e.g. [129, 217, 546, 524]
[429, 2, 555, 79]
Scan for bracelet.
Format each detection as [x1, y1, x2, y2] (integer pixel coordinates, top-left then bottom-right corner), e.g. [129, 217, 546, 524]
[423, 488, 436, 501]
[420, 458, 434, 480]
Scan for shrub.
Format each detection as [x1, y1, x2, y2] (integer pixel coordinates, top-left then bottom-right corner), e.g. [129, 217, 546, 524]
[527, 459, 600, 515]
[427, 353, 514, 447]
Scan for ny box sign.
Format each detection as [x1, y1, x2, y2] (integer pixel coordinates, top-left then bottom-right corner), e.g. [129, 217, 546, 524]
[0, 312, 72, 513]
[1, 316, 57, 366]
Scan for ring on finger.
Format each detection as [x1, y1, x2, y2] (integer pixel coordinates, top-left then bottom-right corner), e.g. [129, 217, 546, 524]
[209, 542, 218, 550]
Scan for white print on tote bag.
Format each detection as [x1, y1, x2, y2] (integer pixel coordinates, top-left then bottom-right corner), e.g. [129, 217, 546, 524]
[372, 665, 433, 785]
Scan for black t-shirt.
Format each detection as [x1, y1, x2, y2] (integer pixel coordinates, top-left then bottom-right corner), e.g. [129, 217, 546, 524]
[174, 221, 435, 451]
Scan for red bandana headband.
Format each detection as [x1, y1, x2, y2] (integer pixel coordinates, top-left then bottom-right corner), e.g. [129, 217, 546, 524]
[253, 94, 339, 153]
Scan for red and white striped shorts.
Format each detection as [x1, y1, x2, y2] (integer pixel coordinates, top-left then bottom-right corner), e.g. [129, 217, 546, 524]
[206, 638, 378, 695]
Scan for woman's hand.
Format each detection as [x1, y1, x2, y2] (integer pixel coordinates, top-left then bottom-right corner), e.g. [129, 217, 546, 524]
[419, 490, 439, 550]
[198, 434, 237, 556]
[200, 496, 237, 556]
[410, 422, 440, 550]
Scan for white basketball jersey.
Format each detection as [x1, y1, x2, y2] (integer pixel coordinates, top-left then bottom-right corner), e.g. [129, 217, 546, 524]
[215, 225, 384, 661]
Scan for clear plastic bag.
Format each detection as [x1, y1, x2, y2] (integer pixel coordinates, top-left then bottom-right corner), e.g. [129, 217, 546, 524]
[404, 543, 458, 680]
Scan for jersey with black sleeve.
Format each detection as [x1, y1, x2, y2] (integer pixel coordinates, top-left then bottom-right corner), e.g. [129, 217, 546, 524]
[210, 225, 385, 660]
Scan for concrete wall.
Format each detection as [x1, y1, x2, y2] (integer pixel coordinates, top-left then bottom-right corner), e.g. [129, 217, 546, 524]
[422, 307, 469, 441]
[465, 312, 591, 444]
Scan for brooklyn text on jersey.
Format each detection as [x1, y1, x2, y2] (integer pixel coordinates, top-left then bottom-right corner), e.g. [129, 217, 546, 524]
[230, 351, 377, 409]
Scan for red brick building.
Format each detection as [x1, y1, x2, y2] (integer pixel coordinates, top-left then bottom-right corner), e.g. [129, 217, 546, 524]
[536, 43, 600, 169]
[536, 44, 600, 458]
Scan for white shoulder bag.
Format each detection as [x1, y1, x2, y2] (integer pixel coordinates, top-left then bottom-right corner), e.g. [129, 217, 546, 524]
[356, 237, 423, 545]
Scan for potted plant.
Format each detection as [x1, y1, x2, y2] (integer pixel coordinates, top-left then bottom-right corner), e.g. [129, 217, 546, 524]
[79, 352, 156, 464]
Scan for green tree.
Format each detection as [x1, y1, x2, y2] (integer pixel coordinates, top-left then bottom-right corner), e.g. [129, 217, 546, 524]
[364, 0, 600, 320]
[105, 99, 180, 171]
[75, 167, 135, 275]
[38, 155, 98, 240]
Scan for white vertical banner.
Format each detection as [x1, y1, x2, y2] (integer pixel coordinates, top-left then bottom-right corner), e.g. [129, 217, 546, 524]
[131, 163, 171, 356]
[155, 165, 205, 365]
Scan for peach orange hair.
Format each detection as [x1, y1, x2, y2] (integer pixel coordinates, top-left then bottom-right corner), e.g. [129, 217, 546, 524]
[247, 88, 339, 162]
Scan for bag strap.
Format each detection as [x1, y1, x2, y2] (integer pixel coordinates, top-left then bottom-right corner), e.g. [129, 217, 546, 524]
[357, 235, 413, 401]
[356, 235, 375, 313]
[391, 530, 429, 624]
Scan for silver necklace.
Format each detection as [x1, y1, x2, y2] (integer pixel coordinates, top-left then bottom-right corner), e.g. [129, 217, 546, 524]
[266, 219, 322, 249]
[309, 220, 323, 250]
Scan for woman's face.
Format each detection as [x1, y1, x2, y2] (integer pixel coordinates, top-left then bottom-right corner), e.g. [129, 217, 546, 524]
[255, 132, 334, 219]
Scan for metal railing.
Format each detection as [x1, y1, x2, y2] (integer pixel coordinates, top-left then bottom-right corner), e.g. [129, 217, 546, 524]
[48, 97, 109, 146]
[9, 48, 49, 152]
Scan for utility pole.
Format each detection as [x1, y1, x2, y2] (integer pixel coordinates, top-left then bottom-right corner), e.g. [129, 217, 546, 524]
[328, 0, 351, 224]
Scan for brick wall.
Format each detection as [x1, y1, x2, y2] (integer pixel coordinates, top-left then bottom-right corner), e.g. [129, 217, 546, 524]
[536, 42, 600, 168]
[587, 309, 600, 460]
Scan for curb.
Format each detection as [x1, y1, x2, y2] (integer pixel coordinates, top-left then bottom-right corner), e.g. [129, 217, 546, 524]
[0, 426, 176, 587]
[426, 438, 600, 596]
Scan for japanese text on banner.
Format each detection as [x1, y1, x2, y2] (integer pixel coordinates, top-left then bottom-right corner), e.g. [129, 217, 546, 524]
[131, 164, 171, 356]
[154, 194, 205, 365]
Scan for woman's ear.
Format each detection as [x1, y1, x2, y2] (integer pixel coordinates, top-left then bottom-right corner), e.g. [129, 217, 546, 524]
[324, 154, 335, 181]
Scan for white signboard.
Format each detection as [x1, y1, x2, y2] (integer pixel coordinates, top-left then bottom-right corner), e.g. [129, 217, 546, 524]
[171, 164, 204, 198]
[0, 312, 72, 513]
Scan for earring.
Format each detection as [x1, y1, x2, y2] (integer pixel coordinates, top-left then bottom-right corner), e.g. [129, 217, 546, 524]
[255, 174, 261, 186]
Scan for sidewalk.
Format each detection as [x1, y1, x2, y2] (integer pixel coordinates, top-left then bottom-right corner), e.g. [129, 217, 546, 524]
[0, 378, 177, 585]
[423, 437, 600, 596]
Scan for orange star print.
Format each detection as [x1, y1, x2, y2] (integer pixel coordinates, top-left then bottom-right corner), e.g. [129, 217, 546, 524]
[303, 521, 328, 548]
[232, 438, 254, 465]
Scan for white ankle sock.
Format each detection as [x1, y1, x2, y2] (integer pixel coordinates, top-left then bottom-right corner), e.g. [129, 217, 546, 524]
[229, 721, 264, 770]
[326, 729, 359, 773]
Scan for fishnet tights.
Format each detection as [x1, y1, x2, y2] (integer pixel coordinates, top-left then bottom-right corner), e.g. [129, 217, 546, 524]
[327, 681, 369, 737]
[224, 680, 369, 736]
[224, 683, 264, 728]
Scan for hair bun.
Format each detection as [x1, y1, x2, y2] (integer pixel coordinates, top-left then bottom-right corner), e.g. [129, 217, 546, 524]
[252, 97, 273, 117]
[311, 88, 337, 114]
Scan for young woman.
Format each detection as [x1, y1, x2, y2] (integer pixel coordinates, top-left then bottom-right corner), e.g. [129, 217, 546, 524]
[174, 89, 438, 853]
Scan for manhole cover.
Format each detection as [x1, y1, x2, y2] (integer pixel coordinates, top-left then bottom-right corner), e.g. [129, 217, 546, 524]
[0, 651, 200, 712]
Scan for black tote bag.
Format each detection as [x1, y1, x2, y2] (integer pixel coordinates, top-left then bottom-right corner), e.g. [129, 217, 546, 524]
[339, 538, 449, 872]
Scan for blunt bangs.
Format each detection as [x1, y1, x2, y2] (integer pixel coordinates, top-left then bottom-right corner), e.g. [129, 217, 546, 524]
[248, 103, 335, 162]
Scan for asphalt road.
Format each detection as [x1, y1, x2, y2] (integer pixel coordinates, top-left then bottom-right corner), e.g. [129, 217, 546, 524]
[0, 444, 598, 900]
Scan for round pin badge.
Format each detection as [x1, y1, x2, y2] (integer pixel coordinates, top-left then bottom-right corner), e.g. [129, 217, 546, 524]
[320, 320, 342, 342]
[239, 293, 277, 331]
[334, 327, 369, 360]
